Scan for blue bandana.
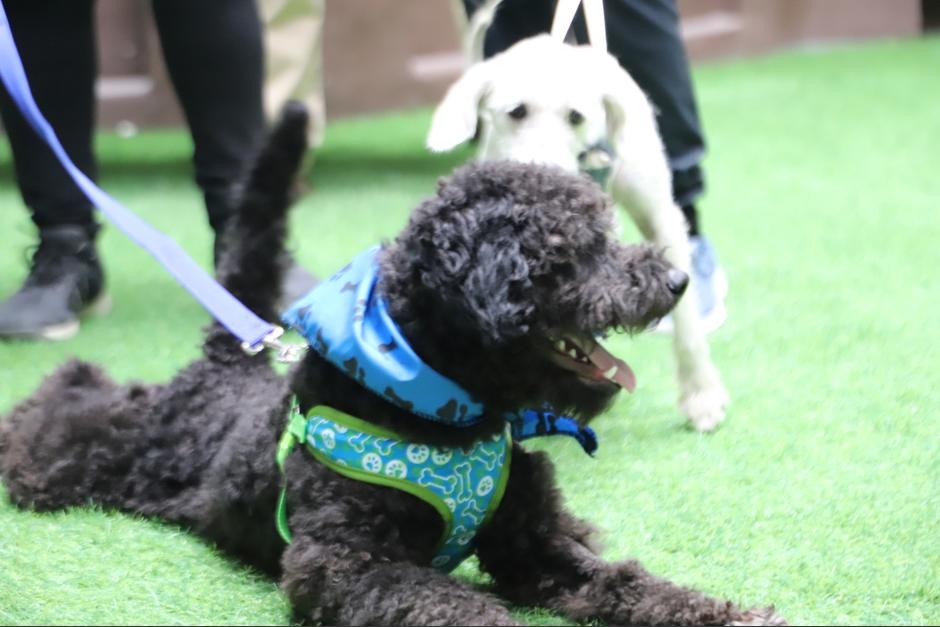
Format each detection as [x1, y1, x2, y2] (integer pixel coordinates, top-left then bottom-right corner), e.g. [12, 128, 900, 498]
[283, 246, 483, 426]
[282, 247, 597, 455]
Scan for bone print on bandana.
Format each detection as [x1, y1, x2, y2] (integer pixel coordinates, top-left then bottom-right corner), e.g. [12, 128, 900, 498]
[281, 246, 486, 427]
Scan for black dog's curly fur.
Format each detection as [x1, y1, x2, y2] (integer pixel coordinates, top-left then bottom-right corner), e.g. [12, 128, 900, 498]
[0, 104, 782, 626]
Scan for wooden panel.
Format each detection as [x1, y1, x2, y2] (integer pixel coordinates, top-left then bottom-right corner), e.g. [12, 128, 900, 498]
[96, 0, 149, 76]
[679, 0, 742, 19]
[322, 0, 463, 117]
[95, 0, 180, 130]
[681, 0, 922, 61]
[679, 0, 744, 60]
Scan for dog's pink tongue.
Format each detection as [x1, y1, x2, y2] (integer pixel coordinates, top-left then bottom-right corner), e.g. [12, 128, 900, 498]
[585, 340, 637, 393]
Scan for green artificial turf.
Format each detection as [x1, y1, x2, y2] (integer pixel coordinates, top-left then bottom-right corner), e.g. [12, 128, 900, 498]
[1, 36, 939, 625]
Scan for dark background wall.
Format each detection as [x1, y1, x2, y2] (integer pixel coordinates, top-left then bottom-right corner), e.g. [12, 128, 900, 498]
[91, 0, 928, 130]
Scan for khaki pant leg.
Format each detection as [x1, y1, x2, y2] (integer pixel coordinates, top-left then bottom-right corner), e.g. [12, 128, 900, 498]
[260, 0, 326, 148]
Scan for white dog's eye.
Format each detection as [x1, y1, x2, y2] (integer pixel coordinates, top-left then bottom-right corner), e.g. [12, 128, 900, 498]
[568, 109, 585, 126]
[508, 104, 528, 121]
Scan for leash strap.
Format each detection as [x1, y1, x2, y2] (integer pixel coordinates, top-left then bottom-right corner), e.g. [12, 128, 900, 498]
[0, 1, 277, 351]
[550, 0, 607, 51]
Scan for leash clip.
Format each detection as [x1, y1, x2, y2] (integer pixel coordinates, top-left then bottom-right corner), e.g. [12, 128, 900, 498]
[242, 326, 308, 363]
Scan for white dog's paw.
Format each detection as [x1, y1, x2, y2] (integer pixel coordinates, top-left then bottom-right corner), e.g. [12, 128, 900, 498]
[678, 373, 729, 432]
[728, 606, 788, 626]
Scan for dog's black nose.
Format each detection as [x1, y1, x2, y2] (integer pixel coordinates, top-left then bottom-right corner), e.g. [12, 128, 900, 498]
[667, 269, 689, 296]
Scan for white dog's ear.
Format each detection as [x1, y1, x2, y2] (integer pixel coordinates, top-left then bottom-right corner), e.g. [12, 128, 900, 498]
[602, 92, 628, 140]
[599, 55, 652, 141]
[427, 62, 493, 152]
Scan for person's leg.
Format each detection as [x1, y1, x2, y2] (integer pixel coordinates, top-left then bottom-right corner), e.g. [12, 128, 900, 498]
[581, 0, 705, 228]
[0, 0, 107, 341]
[259, 0, 326, 150]
[150, 0, 266, 238]
[0, 0, 98, 234]
[581, 0, 726, 329]
[152, 0, 318, 302]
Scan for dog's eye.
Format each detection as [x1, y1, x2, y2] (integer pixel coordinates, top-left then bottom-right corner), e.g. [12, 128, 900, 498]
[568, 109, 585, 126]
[508, 104, 528, 121]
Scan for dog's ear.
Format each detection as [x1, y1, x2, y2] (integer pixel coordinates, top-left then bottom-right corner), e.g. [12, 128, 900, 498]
[459, 237, 534, 343]
[412, 222, 533, 345]
[426, 62, 493, 152]
[458, 235, 534, 344]
[598, 54, 654, 142]
[601, 92, 627, 140]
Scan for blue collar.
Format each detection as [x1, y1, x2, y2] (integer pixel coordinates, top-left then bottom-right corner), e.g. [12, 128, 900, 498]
[282, 247, 597, 455]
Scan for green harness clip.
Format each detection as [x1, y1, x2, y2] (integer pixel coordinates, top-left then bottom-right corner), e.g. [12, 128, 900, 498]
[275, 398, 308, 543]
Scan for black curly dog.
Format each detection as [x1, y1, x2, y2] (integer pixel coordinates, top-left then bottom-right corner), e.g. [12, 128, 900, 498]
[0, 104, 782, 626]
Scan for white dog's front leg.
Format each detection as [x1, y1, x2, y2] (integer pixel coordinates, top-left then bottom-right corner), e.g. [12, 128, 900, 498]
[610, 159, 728, 431]
[670, 278, 729, 431]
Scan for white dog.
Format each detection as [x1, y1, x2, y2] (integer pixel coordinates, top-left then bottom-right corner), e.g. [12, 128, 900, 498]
[427, 33, 728, 430]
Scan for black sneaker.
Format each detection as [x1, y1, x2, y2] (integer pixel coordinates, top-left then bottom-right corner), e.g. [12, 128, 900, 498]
[0, 225, 110, 341]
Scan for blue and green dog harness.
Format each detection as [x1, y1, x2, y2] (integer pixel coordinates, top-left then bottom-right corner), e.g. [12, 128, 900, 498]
[276, 400, 511, 572]
[277, 246, 596, 572]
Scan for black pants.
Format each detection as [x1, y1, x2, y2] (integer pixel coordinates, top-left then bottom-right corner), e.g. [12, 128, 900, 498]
[464, 0, 705, 232]
[0, 0, 265, 236]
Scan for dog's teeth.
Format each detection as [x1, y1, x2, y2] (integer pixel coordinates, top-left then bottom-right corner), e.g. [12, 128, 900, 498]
[604, 366, 618, 379]
[569, 349, 579, 359]
[555, 340, 565, 352]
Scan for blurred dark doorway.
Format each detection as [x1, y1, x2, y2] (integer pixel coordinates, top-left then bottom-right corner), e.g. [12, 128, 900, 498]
[924, 0, 940, 31]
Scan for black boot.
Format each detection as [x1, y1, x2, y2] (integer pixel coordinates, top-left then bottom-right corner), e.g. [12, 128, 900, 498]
[0, 225, 108, 340]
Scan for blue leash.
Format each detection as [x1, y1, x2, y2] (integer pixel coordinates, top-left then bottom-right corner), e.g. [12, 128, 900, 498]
[0, 1, 277, 351]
